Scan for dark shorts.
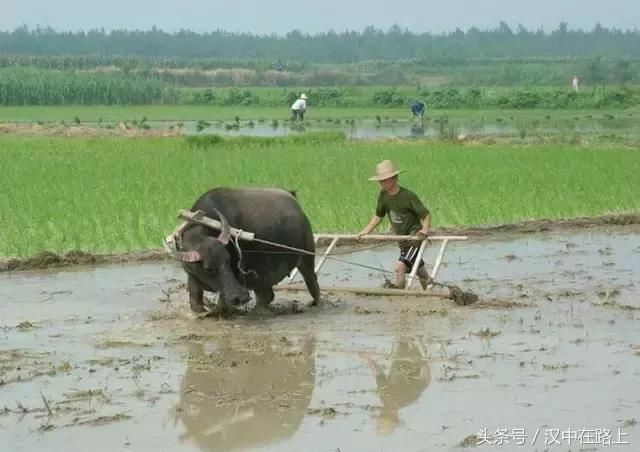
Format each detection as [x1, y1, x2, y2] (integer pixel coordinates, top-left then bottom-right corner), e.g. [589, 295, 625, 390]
[399, 245, 425, 269]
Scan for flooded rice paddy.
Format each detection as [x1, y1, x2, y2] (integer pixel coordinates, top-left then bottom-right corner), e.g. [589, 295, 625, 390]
[4, 114, 639, 142]
[185, 116, 640, 141]
[1, 225, 639, 451]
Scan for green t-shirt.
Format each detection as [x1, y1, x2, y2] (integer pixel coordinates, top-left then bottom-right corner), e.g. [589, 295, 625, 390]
[376, 186, 430, 248]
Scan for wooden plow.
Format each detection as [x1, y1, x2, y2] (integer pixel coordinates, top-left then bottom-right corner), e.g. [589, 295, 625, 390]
[281, 233, 467, 296]
[165, 210, 478, 304]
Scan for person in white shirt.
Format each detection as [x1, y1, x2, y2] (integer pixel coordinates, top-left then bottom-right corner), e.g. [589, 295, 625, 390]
[572, 76, 580, 92]
[290, 93, 308, 121]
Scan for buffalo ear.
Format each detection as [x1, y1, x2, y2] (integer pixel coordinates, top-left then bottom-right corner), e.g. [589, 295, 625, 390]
[213, 208, 231, 245]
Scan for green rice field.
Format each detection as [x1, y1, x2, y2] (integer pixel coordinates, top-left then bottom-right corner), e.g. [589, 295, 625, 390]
[1, 134, 639, 258]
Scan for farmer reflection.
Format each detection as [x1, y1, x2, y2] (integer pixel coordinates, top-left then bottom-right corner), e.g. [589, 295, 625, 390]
[175, 335, 316, 451]
[359, 336, 431, 435]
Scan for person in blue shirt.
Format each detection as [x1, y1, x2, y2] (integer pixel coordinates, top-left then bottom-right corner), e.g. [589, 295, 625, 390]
[410, 100, 426, 119]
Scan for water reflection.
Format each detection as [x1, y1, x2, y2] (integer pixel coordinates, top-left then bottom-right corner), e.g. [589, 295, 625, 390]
[175, 335, 316, 452]
[410, 124, 425, 137]
[359, 335, 431, 435]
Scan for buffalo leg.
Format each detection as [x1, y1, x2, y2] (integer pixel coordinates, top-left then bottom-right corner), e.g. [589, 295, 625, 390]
[255, 287, 275, 309]
[214, 294, 233, 317]
[298, 254, 321, 306]
[188, 275, 206, 313]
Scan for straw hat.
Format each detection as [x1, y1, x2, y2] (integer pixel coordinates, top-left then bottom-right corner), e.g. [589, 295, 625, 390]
[300, 93, 308, 99]
[368, 160, 405, 181]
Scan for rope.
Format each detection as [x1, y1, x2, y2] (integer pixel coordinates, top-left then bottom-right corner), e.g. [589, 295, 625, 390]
[231, 236, 258, 281]
[172, 217, 417, 277]
[246, 236, 397, 276]
[320, 256, 395, 275]
[240, 241, 392, 256]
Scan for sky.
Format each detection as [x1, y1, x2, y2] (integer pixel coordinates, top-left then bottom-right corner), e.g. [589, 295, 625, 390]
[2, 0, 639, 35]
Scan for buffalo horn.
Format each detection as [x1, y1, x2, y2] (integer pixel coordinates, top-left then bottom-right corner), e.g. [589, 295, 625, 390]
[213, 208, 231, 245]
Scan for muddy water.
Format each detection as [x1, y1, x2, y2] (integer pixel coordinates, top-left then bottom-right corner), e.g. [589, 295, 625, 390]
[2, 226, 640, 451]
[9, 115, 639, 141]
[182, 117, 640, 140]
[186, 122, 492, 139]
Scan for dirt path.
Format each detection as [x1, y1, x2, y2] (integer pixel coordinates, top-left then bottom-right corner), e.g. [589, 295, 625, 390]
[1, 225, 639, 451]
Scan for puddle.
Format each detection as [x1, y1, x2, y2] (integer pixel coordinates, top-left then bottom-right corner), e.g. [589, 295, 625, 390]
[1, 226, 639, 451]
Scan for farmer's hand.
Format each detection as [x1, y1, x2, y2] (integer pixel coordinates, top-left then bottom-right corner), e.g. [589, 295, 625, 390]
[356, 231, 366, 241]
[417, 230, 429, 239]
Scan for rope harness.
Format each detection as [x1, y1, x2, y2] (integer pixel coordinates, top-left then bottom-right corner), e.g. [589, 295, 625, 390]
[237, 233, 398, 276]
[165, 215, 405, 277]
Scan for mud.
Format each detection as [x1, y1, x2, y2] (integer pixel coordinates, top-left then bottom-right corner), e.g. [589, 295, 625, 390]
[1, 225, 639, 451]
[0, 249, 168, 272]
[0, 122, 184, 137]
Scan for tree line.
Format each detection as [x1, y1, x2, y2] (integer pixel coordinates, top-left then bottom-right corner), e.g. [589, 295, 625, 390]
[1, 22, 639, 61]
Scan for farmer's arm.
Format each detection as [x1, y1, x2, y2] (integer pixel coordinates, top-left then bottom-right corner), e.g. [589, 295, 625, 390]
[359, 215, 382, 236]
[358, 193, 386, 237]
[412, 193, 431, 237]
[419, 212, 431, 237]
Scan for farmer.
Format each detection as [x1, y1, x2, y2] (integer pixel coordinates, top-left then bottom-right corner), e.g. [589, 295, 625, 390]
[410, 100, 426, 119]
[290, 93, 307, 122]
[572, 76, 580, 92]
[357, 160, 433, 289]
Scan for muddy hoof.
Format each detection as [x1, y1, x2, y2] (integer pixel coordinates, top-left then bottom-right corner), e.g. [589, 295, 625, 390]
[195, 303, 237, 320]
[196, 310, 219, 320]
[190, 303, 208, 314]
[449, 286, 479, 306]
[252, 304, 275, 316]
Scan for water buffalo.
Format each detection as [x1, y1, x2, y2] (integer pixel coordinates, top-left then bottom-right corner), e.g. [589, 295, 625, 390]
[175, 335, 316, 451]
[168, 187, 321, 314]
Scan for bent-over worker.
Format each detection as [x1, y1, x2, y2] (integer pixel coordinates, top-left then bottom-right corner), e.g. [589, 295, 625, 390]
[291, 93, 308, 121]
[410, 100, 426, 119]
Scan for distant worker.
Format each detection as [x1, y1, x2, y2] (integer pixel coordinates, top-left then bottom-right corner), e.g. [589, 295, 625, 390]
[572, 76, 580, 92]
[291, 93, 308, 122]
[410, 100, 426, 119]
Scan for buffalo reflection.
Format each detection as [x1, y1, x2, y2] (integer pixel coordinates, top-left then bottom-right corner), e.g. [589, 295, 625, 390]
[175, 335, 316, 452]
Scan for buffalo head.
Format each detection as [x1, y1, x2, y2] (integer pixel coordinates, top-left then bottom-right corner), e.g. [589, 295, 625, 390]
[172, 208, 251, 307]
